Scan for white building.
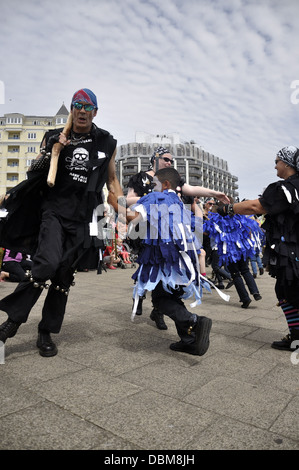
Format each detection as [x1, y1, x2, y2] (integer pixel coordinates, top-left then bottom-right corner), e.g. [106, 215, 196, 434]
[116, 132, 239, 200]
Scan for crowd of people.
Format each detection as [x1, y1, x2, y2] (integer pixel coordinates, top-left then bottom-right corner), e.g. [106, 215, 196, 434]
[0, 87, 298, 359]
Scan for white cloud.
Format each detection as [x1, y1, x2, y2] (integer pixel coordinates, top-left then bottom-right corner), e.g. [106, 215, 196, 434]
[1, 0, 299, 199]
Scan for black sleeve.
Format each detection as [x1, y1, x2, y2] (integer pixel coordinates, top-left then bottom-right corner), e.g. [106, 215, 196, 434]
[259, 181, 290, 215]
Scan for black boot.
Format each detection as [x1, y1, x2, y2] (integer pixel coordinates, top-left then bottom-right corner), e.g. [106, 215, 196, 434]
[150, 307, 167, 330]
[36, 330, 58, 357]
[0, 318, 21, 343]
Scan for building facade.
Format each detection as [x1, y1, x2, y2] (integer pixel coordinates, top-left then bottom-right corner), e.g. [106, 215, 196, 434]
[116, 131, 239, 200]
[0, 105, 69, 194]
[0, 113, 239, 202]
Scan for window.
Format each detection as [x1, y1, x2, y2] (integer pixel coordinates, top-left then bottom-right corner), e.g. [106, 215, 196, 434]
[56, 117, 67, 125]
[7, 174, 18, 181]
[6, 117, 22, 124]
[27, 146, 36, 153]
[7, 160, 18, 167]
[28, 132, 36, 139]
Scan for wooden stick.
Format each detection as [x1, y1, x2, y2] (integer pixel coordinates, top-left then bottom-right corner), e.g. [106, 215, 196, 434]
[47, 112, 73, 187]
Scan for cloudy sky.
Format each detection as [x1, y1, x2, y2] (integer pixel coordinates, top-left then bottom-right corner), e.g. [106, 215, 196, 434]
[1, 0, 299, 199]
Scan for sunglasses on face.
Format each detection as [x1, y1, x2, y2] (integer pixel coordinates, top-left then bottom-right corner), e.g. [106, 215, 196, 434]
[160, 157, 173, 164]
[73, 102, 96, 112]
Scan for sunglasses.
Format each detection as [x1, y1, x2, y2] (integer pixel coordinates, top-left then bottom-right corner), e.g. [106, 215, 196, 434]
[160, 157, 173, 164]
[73, 102, 96, 111]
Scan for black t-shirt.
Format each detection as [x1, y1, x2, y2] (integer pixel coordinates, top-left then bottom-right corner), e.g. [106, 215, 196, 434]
[42, 133, 95, 221]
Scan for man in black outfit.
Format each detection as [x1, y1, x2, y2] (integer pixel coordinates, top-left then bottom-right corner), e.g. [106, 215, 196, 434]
[0, 88, 123, 357]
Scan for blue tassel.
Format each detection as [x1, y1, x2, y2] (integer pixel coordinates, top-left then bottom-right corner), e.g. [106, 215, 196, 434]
[204, 213, 262, 265]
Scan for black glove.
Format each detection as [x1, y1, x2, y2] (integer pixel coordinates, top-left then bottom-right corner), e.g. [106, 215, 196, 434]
[217, 204, 235, 217]
[45, 133, 60, 154]
[217, 205, 228, 216]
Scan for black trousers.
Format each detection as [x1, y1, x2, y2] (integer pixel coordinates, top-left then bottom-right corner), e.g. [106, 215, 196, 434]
[2, 259, 32, 283]
[227, 258, 259, 303]
[0, 210, 84, 333]
[151, 281, 197, 345]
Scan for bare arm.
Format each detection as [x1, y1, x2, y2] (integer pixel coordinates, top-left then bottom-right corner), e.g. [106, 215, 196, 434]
[232, 199, 267, 215]
[126, 187, 141, 206]
[107, 149, 123, 198]
[182, 183, 230, 204]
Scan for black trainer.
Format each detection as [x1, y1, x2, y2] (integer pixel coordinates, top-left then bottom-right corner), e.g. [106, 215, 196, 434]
[36, 331, 58, 357]
[150, 308, 167, 330]
[0, 318, 21, 343]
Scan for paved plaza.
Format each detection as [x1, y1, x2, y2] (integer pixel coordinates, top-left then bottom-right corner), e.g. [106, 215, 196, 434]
[0, 265, 298, 451]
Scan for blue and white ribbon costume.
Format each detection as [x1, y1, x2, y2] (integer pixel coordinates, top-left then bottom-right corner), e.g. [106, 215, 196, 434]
[130, 190, 229, 321]
[203, 212, 265, 266]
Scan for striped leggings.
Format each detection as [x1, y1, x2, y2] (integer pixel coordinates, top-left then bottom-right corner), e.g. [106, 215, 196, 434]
[278, 299, 299, 332]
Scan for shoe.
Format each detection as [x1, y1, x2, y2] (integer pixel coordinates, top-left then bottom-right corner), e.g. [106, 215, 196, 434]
[215, 283, 225, 289]
[170, 316, 212, 356]
[241, 299, 251, 308]
[106, 264, 116, 270]
[271, 334, 294, 351]
[226, 280, 234, 289]
[170, 341, 198, 355]
[36, 331, 58, 357]
[135, 298, 143, 316]
[193, 316, 212, 356]
[253, 293, 262, 301]
[0, 318, 21, 343]
[271, 330, 299, 351]
[253, 273, 257, 278]
[150, 308, 167, 330]
[259, 268, 264, 275]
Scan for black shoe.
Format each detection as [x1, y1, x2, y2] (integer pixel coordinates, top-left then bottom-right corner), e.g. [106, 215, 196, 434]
[215, 283, 225, 289]
[0, 318, 21, 343]
[170, 316, 212, 356]
[36, 331, 58, 357]
[135, 298, 143, 316]
[170, 341, 198, 355]
[150, 308, 167, 330]
[253, 273, 257, 278]
[193, 316, 212, 356]
[259, 268, 264, 275]
[271, 334, 296, 351]
[253, 293, 262, 301]
[226, 280, 234, 289]
[241, 299, 251, 308]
